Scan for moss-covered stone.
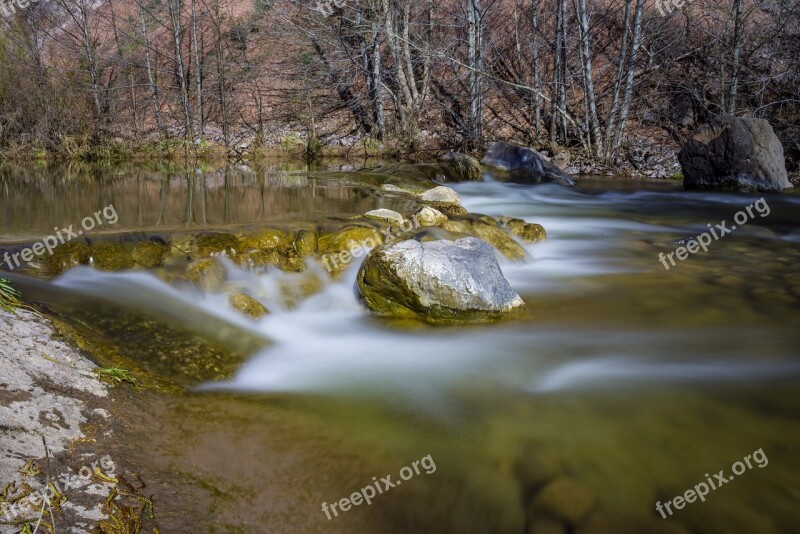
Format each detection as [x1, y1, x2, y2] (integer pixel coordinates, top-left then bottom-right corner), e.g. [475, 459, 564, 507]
[279, 253, 306, 273]
[441, 152, 483, 181]
[318, 227, 381, 255]
[499, 217, 547, 243]
[47, 242, 91, 275]
[442, 219, 526, 260]
[228, 293, 269, 320]
[239, 229, 293, 253]
[294, 229, 318, 257]
[187, 258, 225, 292]
[132, 240, 170, 268]
[434, 204, 469, 217]
[91, 243, 134, 272]
[193, 233, 242, 258]
[238, 249, 281, 269]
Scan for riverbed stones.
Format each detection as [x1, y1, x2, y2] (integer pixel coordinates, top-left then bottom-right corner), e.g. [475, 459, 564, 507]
[482, 142, 577, 186]
[365, 209, 405, 226]
[228, 293, 269, 320]
[357, 237, 525, 323]
[679, 115, 792, 192]
[420, 185, 461, 205]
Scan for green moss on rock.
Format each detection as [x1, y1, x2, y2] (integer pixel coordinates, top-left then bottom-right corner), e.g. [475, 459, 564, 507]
[229, 293, 269, 320]
[318, 227, 381, 255]
[92, 243, 134, 271]
[132, 240, 170, 268]
[187, 258, 225, 292]
[294, 229, 318, 257]
[193, 233, 242, 258]
[48, 242, 91, 275]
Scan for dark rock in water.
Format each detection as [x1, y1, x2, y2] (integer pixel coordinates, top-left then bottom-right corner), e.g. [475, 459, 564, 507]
[482, 142, 577, 187]
[357, 237, 525, 323]
[679, 115, 792, 192]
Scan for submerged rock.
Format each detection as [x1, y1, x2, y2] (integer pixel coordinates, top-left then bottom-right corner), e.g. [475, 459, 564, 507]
[357, 237, 525, 323]
[91, 243, 134, 271]
[132, 240, 170, 268]
[679, 115, 792, 192]
[482, 142, 577, 186]
[188, 258, 225, 292]
[229, 293, 269, 320]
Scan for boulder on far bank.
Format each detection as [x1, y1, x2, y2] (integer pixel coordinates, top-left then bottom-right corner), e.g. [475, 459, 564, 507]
[482, 142, 577, 187]
[357, 237, 525, 323]
[678, 115, 792, 192]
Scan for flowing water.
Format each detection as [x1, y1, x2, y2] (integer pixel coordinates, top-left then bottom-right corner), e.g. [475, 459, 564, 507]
[2, 161, 800, 533]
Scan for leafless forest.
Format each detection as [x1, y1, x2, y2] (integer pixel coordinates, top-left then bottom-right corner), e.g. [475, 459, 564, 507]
[0, 0, 798, 165]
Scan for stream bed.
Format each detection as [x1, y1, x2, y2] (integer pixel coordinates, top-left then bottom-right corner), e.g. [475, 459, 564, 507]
[1, 161, 799, 533]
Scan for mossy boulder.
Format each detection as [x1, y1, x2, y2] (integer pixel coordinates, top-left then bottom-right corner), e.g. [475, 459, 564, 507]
[47, 242, 91, 275]
[499, 217, 547, 243]
[434, 204, 469, 217]
[357, 238, 525, 323]
[239, 228, 294, 253]
[187, 258, 225, 292]
[279, 253, 306, 273]
[441, 151, 483, 181]
[318, 227, 381, 255]
[238, 249, 281, 269]
[228, 293, 269, 320]
[193, 233, 242, 258]
[91, 243, 134, 272]
[294, 229, 318, 257]
[132, 240, 170, 268]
